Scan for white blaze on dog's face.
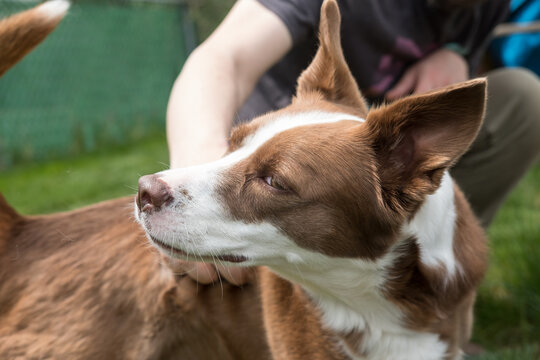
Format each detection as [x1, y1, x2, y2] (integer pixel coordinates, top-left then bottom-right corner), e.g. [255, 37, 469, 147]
[136, 108, 388, 265]
[135, 0, 486, 274]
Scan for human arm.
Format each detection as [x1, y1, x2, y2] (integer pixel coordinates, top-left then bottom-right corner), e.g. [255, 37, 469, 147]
[167, 0, 292, 168]
[165, 0, 292, 283]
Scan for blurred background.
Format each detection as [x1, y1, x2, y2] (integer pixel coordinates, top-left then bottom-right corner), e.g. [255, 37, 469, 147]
[0, 0, 229, 210]
[0, 0, 538, 359]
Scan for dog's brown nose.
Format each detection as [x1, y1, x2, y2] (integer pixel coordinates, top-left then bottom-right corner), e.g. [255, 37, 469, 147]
[137, 175, 172, 212]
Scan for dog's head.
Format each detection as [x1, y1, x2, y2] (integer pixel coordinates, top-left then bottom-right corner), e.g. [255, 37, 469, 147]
[135, 0, 485, 269]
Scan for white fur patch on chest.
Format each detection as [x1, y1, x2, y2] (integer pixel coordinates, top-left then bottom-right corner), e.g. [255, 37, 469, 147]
[402, 171, 459, 276]
[339, 330, 450, 360]
[272, 248, 449, 360]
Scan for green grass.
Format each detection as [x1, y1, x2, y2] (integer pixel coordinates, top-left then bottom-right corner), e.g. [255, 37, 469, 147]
[0, 136, 168, 214]
[0, 138, 538, 359]
[471, 164, 540, 357]
[0, 1, 185, 168]
[473, 344, 540, 360]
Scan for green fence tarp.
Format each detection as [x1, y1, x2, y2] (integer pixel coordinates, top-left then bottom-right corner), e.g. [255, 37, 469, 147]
[0, 0, 191, 169]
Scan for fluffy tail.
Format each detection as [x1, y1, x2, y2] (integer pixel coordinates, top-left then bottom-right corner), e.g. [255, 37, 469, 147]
[0, 0, 69, 77]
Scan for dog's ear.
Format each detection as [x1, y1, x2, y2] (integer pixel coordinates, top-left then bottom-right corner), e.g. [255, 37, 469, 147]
[364, 79, 487, 211]
[295, 0, 368, 115]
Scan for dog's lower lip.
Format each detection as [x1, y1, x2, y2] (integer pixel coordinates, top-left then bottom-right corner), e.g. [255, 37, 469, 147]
[150, 236, 188, 256]
[149, 236, 248, 263]
[216, 255, 248, 263]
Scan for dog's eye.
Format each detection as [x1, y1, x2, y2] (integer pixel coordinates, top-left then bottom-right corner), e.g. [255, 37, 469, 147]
[263, 176, 286, 191]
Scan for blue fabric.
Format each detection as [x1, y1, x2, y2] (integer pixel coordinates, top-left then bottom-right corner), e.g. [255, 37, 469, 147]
[490, 0, 540, 75]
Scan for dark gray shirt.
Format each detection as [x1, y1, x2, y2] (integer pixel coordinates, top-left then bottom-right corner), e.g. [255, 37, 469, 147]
[237, 0, 509, 122]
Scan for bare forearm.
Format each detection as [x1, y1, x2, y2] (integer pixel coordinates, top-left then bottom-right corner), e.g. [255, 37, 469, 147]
[166, 47, 243, 168]
[166, 1, 292, 169]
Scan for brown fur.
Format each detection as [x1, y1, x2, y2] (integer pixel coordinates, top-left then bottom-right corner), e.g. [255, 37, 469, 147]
[259, 270, 347, 360]
[382, 186, 488, 357]
[295, 0, 368, 115]
[365, 80, 486, 217]
[0, 196, 269, 359]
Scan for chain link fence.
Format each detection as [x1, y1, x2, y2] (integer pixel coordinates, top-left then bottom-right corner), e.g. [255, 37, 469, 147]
[0, 0, 195, 169]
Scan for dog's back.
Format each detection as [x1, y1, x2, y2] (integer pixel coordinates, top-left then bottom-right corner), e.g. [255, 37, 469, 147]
[0, 195, 268, 359]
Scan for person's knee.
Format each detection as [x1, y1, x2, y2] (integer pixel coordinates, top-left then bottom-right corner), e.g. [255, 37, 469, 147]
[488, 67, 540, 109]
[487, 67, 540, 157]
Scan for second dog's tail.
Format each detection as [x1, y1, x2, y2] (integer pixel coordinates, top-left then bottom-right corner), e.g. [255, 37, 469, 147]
[0, 0, 69, 77]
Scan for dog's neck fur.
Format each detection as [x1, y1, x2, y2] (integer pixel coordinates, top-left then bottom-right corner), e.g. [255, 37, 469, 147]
[264, 172, 458, 360]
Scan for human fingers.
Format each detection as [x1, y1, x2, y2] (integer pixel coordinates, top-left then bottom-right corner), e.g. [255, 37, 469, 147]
[386, 66, 418, 100]
[189, 262, 221, 283]
[414, 74, 438, 95]
[161, 255, 221, 283]
[162, 254, 250, 285]
[216, 264, 253, 286]
[175, 261, 220, 284]
[413, 49, 468, 94]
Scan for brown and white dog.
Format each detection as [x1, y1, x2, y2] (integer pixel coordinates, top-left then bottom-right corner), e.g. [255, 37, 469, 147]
[1, 1, 487, 359]
[135, 1, 488, 359]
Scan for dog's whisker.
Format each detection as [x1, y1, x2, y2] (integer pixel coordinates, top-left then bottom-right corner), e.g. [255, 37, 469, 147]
[125, 185, 138, 192]
[157, 161, 170, 171]
[208, 248, 225, 299]
[55, 229, 76, 243]
[292, 262, 307, 285]
[212, 255, 225, 300]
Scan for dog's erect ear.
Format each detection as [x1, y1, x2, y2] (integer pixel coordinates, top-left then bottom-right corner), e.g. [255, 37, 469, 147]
[365, 79, 487, 211]
[295, 0, 368, 115]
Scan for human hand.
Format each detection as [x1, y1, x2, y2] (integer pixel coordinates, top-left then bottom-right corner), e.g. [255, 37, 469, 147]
[162, 254, 253, 285]
[386, 48, 469, 100]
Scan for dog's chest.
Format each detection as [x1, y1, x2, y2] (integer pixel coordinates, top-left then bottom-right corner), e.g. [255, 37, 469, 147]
[261, 220, 457, 360]
[337, 328, 450, 360]
[260, 268, 449, 360]
[307, 274, 450, 360]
